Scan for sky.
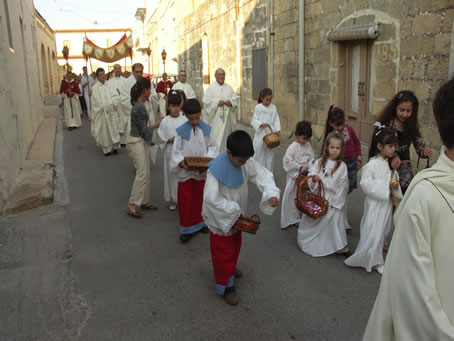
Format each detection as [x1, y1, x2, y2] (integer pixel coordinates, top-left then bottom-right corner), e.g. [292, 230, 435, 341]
[33, 0, 148, 30]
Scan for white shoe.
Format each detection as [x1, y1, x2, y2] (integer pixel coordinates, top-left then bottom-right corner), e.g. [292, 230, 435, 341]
[375, 265, 384, 275]
[169, 204, 177, 211]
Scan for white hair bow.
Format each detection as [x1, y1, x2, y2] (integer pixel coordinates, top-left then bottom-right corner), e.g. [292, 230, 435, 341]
[373, 121, 386, 129]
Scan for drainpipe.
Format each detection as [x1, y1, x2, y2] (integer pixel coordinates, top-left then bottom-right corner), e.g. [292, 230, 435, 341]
[298, 0, 304, 121]
[270, 0, 275, 91]
[235, 0, 241, 121]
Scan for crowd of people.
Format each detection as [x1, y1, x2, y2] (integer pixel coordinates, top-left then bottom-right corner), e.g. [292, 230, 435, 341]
[59, 63, 454, 337]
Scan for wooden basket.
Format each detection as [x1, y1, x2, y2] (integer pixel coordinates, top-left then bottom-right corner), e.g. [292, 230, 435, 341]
[184, 156, 213, 170]
[233, 214, 261, 234]
[263, 125, 280, 149]
[294, 176, 329, 219]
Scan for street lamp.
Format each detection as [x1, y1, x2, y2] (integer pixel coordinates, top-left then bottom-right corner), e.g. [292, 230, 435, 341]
[161, 49, 167, 73]
[146, 46, 151, 74]
[62, 45, 70, 72]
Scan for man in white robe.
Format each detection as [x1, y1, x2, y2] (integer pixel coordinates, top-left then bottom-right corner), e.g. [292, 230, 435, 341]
[108, 64, 125, 144]
[81, 66, 94, 120]
[118, 63, 159, 145]
[90, 68, 121, 156]
[172, 70, 196, 99]
[363, 79, 454, 340]
[202, 68, 239, 153]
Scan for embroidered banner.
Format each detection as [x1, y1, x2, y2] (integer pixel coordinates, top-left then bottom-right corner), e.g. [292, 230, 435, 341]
[83, 34, 133, 62]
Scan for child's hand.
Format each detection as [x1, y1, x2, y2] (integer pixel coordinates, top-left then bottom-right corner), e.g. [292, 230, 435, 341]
[167, 136, 175, 143]
[389, 180, 399, 190]
[356, 160, 362, 170]
[154, 119, 161, 129]
[423, 147, 433, 158]
[391, 156, 401, 170]
[179, 160, 188, 169]
[260, 123, 269, 129]
[313, 175, 321, 182]
[268, 197, 279, 207]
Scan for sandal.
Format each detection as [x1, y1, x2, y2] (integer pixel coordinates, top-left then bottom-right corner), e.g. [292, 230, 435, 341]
[141, 203, 158, 211]
[127, 204, 143, 218]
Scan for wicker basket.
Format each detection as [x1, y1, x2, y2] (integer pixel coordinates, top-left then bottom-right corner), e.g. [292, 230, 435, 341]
[294, 176, 329, 219]
[184, 156, 213, 170]
[233, 214, 261, 234]
[263, 125, 280, 149]
[296, 170, 309, 190]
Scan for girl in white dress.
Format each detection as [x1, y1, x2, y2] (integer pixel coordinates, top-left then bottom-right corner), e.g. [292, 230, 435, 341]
[157, 90, 187, 210]
[297, 131, 350, 257]
[251, 88, 281, 172]
[281, 121, 314, 228]
[345, 126, 399, 274]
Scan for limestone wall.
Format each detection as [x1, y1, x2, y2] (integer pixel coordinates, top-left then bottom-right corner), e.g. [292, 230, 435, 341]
[0, 0, 45, 213]
[305, 0, 454, 158]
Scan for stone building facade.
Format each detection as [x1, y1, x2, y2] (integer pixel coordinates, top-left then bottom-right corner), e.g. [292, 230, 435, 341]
[0, 0, 57, 213]
[143, 0, 453, 159]
[35, 10, 59, 96]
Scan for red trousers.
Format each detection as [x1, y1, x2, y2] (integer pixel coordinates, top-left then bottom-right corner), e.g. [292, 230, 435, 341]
[177, 179, 205, 234]
[210, 231, 242, 295]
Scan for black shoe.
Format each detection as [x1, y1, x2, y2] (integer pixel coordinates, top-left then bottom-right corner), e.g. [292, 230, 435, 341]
[179, 233, 192, 243]
[121, 144, 127, 148]
[224, 286, 239, 305]
[113, 149, 118, 155]
[104, 152, 112, 157]
[200, 226, 209, 233]
[68, 127, 73, 131]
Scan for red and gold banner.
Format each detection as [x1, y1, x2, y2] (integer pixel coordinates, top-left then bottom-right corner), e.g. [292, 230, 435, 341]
[83, 34, 133, 62]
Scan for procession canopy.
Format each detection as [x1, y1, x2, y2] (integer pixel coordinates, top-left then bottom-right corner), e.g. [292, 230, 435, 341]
[83, 34, 134, 62]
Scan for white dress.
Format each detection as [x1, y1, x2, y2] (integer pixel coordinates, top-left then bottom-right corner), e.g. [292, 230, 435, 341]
[280, 141, 314, 228]
[251, 103, 281, 172]
[363, 148, 454, 340]
[297, 159, 349, 257]
[157, 114, 187, 202]
[202, 81, 239, 153]
[344, 156, 393, 271]
[202, 158, 280, 236]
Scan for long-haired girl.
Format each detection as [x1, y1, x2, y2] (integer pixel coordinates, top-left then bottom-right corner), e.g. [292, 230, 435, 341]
[251, 88, 281, 172]
[345, 125, 399, 274]
[377, 90, 432, 193]
[126, 77, 160, 218]
[297, 131, 350, 257]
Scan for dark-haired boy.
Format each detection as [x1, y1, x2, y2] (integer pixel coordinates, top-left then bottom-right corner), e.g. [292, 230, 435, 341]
[170, 99, 218, 242]
[363, 78, 454, 339]
[202, 130, 280, 305]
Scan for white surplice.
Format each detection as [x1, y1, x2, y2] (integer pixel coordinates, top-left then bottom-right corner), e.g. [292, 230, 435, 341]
[202, 81, 239, 153]
[297, 159, 349, 257]
[172, 81, 196, 99]
[90, 81, 121, 154]
[169, 125, 218, 182]
[62, 95, 82, 128]
[156, 114, 188, 202]
[202, 159, 281, 236]
[363, 148, 454, 340]
[280, 141, 314, 228]
[251, 103, 281, 171]
[344, 156, 393, 271]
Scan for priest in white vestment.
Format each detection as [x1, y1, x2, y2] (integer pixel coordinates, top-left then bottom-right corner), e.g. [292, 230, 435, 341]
[202, 68, 239, 153]
[90, 68, 121, 156]
[363, 80, 454, 341]
[172, 70, 196, 99]
[119, 63, 159, 145]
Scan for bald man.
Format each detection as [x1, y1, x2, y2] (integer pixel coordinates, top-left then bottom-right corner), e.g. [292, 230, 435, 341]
[202, 68, 239, 153]
[172, 70, 196, 99]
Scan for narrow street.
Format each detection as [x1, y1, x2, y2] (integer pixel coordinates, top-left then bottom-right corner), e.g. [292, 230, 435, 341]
[61, 117, 380, 340]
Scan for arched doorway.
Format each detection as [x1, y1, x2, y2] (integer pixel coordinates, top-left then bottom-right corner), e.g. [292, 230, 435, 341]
[41, 44, 49, 95]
